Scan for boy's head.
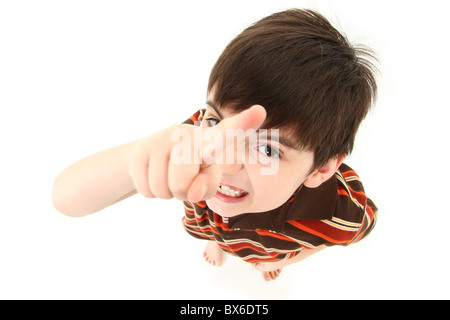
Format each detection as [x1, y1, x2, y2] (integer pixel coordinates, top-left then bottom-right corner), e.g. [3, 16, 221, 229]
[208, 9, 377, 171]
[202, 9, 377, 217]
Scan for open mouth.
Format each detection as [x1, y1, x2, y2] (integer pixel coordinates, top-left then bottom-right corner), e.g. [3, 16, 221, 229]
[217, 183, 248, 198]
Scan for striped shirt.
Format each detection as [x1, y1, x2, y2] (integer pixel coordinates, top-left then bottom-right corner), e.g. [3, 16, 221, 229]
[182, 110, 378, 263]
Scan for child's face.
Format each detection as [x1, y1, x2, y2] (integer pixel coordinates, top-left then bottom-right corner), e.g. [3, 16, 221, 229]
[202, 94, 315, 218]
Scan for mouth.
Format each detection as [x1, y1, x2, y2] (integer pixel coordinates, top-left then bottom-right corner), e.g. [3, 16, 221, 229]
[217, 183, 248, 198]
[215, 183, 249, 203]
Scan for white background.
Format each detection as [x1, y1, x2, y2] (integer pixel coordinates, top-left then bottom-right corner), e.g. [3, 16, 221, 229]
[1, 0, 449, 299]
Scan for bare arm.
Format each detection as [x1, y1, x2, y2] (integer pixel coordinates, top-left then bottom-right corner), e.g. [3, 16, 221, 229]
[52, 140, 138, 217]
[52, 106, 266, 218]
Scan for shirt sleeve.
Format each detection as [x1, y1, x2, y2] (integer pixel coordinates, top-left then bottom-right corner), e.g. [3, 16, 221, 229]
[337, 164, 378, 245]
[182, 109, 204, 125]
[348, 196, 378, 245]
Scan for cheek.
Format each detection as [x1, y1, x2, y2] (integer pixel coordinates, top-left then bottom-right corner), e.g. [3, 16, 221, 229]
[250, 175, 296, 210]
[249, 163, 308, 210]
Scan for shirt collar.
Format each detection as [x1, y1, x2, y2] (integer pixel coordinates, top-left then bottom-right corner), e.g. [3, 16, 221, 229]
[285, 175, 337, 221]
[227, 174, 337, 232]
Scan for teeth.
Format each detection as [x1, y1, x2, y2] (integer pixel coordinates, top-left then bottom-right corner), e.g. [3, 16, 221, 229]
[217, 184, 247, 198]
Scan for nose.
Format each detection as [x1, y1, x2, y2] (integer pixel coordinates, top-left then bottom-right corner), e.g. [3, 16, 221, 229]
[217, 138, 246, 175]
[219, 163, 243, 176]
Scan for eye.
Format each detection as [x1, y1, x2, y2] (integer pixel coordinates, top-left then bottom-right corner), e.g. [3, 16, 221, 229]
[258, 144, 280, 158]
[204, 117, 220, 127]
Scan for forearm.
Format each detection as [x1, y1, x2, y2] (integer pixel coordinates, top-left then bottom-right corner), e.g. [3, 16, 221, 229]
[52, 140, 139, 217]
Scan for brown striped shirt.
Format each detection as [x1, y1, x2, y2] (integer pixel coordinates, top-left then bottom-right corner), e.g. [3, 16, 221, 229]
[182, 110, 378, 263]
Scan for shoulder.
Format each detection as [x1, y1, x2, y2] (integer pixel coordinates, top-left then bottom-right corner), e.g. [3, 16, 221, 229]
[282, 163, 378, 247]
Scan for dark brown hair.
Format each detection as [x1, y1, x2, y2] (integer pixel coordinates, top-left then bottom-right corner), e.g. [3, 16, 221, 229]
[208, 9, 377, 170]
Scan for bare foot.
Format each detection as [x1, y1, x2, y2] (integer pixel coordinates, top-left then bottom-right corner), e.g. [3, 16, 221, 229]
[253, 262, 283, 281]
[203, 241, 224, 267]
[262, 269, 282, 281]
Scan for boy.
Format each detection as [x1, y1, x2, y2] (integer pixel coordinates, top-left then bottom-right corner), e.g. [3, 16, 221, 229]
[52, 9, 378, 281]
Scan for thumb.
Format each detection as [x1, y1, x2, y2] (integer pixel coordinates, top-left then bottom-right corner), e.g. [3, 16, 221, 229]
[216, 105, 266, 133]
[201, 105, 267, 165]
[187, 164, 222, 202]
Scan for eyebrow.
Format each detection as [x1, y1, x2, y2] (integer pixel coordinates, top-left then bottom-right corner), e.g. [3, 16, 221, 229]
[206, 100, 300, 151]
[262, 131, 299, 151]
[206, 100, 224, 120]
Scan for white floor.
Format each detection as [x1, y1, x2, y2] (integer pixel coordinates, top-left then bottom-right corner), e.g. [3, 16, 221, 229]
[0, 192, 445, 300]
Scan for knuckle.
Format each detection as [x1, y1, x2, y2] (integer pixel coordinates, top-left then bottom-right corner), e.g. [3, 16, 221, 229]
[151, 185, 173, 199]
[140, 191, 156, 199]
[134, 184, 154, 198]
[153, 188, 173, 199]
[168, 181, 188, 199]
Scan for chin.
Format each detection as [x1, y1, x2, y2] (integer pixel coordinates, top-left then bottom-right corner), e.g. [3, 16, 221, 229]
[205, 198, 248, 218]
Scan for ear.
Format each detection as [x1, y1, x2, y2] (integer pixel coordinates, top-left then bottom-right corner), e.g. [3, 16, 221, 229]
[303, 155, 346, 188]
